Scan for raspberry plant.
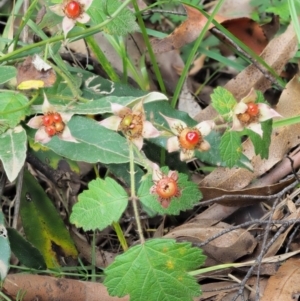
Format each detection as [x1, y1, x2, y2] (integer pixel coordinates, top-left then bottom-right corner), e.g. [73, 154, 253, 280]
[0, 1, 298, 301]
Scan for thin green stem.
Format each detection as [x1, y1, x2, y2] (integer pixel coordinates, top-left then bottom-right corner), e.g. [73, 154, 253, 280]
[131, 0, 166, 94]
[48, 62, 88, 102]
[171, 0, 226, 107]
[273, 115, 300, 128]
[0, 0, 133, 63]
[0, 291, 12, 301]
[85, 34, 120, 82]
[0, 92, 39, 115]
[112, 221, 128, 251]
[129, 141, 145, 244]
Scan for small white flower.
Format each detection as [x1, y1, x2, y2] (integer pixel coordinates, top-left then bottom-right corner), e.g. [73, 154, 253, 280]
[232, 88, 282, 136]
[50, 0, 93, 38]
[99, 101, 160, 150]
[27, 93, 77, 144]
[162, 114, 214, 161]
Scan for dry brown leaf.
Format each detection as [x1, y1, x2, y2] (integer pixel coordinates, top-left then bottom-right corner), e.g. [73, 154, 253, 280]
[16, 55, 56, 89]
[216, 0, 253, 18]
[164, 220, 256, 264]
[200, 70, 300, 191]
[212, 18, 269, 54]
[3, 274, 129, 301]
[189, 53, 206, 76]
[199, 176, 295, 206]
[264, 208, 300, 257]
[151, 5, 227, 54]
[151, 5, 270, 55]
[261, 257, 300, 301]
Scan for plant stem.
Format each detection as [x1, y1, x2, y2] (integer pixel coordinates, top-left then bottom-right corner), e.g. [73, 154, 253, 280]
[129, 141, 145, 244]
[0, 91, 39, 115]
[131, 0, 166, 94]
[171, 0, 226, 108]
[0, 0, 134, 63]
[112, 221, 128, 251]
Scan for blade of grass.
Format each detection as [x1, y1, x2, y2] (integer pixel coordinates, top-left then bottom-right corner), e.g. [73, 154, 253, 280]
[131, 0, 166, 94]
[171, 0, 226, 108]
[85, 34, 121, 82]
[288, 0, 300, 44]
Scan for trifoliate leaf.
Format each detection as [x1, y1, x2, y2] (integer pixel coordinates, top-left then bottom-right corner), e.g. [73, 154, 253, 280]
[211, 87, 237, 117]
[219, 131, 242, 168]
[138, 166, 202, 216]
[104, 238, 206, 301]
[70, 177, 128, 231]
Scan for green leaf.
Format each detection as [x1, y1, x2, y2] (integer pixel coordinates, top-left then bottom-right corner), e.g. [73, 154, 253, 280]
[0, 92, 30, 128]
[104, 238, 206, 301]
[0, 211, 10, 281]
[219, 131, 242, 168]
[7, 228, 46, 270]
[0, 126, 27, 182]
[107, 163, 144, 187]
[20, 170, 78, 268]
[211, 87, 237, 116]
[266, 2, 290, 23]
[27, 116, 131, 164]
[88, 0, 139, 36]
[0, 66, 17, 84]
[58, 92, 168, 115]
[245, 119, 272, 159]
[138, 167, 202, 216]
[80, 70, 146, 99]
[70, 177, 128, 231]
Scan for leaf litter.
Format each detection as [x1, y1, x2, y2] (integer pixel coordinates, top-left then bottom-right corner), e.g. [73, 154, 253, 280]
[3, 0, 300, 300]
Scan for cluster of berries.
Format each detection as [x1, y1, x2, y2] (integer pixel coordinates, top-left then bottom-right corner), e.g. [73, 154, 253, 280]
[42, 113, 65, 136]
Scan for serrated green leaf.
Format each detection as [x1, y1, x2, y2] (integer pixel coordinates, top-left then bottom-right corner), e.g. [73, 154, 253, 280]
[27, 116, 131, 164]
[107, 163, 144, 187]
[0, 126, 27, 182]
[7, 228, 46, 270]
[211, 87, 237, 116]
[138, 167, 202, 216]
[245, 119, 272, 159]
[104, 238, 206, 301]
[266, 2, 290, 23]
[70, 177, 128, 231]
[0, 92, 30, 128]
[0, 66, 17, 84]
[0, 212, 10, 281]
[89, 0, 139, 36]
[20, 170, 78, 268]
[219, 131, 242, 168]
[144, 101, 240, 167]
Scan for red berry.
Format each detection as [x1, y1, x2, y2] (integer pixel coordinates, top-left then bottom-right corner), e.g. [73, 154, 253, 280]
[186, 130, 200, 145]
[42, 115, 53, 127]
[64, 1, 81, 19]
[179, 128, 202, 150]
[155, 178, 178, 199]
[45, 125, 56, 136]
[52, 113, 62, 123]
[246, 102, 259, 117]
